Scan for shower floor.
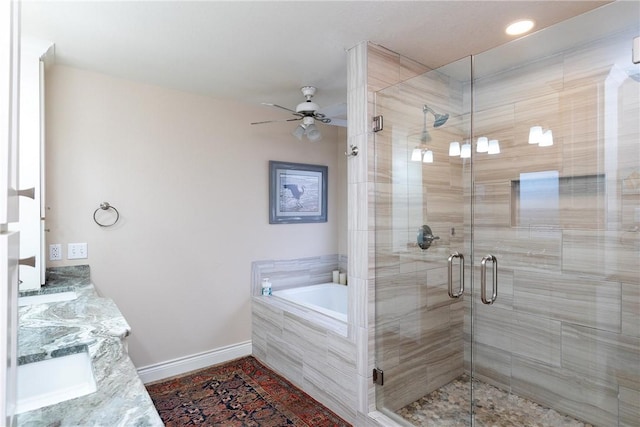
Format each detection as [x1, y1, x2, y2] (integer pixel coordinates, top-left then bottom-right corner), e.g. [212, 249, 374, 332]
[396, 375, 592, 427]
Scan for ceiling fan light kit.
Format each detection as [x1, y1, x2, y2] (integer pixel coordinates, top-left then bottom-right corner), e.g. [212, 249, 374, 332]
[293, 117, 322, 142]
[252, 86, 341, 141]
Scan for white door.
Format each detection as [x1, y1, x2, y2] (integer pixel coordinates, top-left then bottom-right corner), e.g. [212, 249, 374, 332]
[0, 0, 21, 424]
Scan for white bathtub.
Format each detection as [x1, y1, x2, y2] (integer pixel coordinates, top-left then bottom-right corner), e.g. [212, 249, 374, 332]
[272, 283, 347, 322]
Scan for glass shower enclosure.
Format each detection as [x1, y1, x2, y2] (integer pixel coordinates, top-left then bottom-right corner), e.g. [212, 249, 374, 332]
[374, 2, 639, 426]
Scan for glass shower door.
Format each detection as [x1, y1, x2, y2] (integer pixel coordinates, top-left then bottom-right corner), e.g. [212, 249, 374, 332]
[469, 5, 640, 425]
[374, 57, 473, 425]
[374, 4, 638, 426]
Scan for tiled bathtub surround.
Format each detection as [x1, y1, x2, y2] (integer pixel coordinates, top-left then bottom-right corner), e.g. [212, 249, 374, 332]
[251, 255, 358, 423]
[17, 266, 162, 426]
[251, 254, 347, 295]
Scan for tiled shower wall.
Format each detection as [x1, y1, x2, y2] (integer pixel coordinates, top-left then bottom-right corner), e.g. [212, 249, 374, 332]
[345, 41, 435, 426]
[367, 27, 639, 427]
[467, 27, 639, 426]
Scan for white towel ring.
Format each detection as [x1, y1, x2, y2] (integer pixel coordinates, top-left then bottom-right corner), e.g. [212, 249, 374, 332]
[94, 202, 119, 227]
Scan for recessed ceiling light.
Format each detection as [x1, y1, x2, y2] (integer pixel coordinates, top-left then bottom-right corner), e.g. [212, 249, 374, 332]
[505, 19, 535, 36]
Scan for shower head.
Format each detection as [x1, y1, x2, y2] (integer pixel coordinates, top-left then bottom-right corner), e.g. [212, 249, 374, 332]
[423, 105, 449, 128]
[416, 104, 447, 144]
[433, 113, 449, 128]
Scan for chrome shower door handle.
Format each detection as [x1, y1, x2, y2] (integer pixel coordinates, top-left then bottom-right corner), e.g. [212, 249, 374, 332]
[480, 255, 498, 305]
[447, 252, 465, 298]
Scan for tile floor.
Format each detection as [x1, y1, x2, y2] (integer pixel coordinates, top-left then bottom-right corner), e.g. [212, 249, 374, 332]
[396, 375, 593, 427]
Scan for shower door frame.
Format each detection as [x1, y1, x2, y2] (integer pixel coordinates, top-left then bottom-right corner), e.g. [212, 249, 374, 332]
[372, 55, 475, 426]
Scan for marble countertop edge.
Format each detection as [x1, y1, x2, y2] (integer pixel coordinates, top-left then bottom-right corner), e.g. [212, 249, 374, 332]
[16, 265, 163, 426]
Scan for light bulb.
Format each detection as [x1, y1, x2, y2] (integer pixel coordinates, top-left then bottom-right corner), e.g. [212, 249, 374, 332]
[292, 124, 306, 140]
[539, 129, 553, 147]
[477, 137, 489, 153]
[423, 150, 434, 163]
[449, 141, 461, 156]
[411, 148, 423, 161]
[305, 124, 321, 142]
[488, 139, 500, 154]
[460, 143, 471, 159]
[506, 19, 534, 36]
[529, 126, 543, 144]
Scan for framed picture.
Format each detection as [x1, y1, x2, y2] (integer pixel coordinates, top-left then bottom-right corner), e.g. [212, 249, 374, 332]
[269, 161, 328, 224]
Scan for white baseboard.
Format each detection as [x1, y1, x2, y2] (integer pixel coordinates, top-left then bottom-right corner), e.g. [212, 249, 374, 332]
[137, 340, 252, 384]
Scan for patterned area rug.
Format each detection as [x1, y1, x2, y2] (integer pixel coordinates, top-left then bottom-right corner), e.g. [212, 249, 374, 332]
[146, 356, 350, 426]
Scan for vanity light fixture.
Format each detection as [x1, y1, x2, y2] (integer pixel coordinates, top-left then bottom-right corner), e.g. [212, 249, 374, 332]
[529, 126, 553, 146]
[411, 147, 434, 163]
[450, 137, 500, 158]
[506, 19, 535, 36]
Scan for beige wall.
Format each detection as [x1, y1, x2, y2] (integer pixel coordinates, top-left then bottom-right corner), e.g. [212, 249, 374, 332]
[44, 65, 346, 368]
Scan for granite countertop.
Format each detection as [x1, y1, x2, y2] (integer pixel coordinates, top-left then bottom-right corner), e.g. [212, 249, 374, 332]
[16, 265, 163, 426]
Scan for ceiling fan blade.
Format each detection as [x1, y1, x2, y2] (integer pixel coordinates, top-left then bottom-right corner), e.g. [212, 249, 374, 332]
[318, 102, 347, 119]
[261, 102, 299, 114]
[324, 118, 347, 127]
[250, 117, 302, 125]
[317, 102, 347, 127]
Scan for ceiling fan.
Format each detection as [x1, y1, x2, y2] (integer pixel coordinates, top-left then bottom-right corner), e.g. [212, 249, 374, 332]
[251, 86, 345, 142]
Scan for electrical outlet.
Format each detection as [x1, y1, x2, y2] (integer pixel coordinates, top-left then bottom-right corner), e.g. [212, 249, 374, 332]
[68, 243, 88, 260]
[49, 244, 62, 261]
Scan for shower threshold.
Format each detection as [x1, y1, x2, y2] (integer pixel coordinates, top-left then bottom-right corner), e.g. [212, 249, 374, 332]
[396, 375, 591, 427]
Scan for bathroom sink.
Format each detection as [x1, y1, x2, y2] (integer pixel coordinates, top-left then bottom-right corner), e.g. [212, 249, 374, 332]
[18, 291, 78, 307]
[16, 350, 97, 414]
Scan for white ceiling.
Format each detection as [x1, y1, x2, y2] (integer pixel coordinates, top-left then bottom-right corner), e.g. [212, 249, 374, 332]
[21, 1, 610, 115]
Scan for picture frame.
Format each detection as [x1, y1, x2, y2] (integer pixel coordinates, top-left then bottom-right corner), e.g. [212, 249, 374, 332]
[269, 161, 328, 224]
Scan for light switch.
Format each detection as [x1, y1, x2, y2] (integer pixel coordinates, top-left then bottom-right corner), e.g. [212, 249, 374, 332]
[68, 243, 88, 259]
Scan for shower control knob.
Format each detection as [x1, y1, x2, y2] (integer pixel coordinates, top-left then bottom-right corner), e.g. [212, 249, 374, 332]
[417, 225, 440, 250]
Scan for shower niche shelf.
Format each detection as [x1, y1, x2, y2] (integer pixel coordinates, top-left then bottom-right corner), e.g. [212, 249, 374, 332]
[510, 173, 605, 229]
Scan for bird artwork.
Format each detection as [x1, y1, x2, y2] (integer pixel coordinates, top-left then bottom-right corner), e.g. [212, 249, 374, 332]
[283, 184, 305, 208]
